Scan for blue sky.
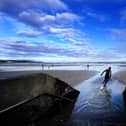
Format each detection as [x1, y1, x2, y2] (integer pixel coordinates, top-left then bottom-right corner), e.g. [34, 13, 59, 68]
[0, 0, 126, 62]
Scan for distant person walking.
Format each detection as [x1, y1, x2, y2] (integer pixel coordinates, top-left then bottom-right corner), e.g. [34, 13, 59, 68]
[42, 64, 44, 70]
[101, 66, 112, 87]
[87, 64, 89, 70]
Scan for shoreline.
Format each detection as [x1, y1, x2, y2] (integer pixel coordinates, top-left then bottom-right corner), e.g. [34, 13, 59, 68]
[0, 70, 98, 87]
[113, 70, 126, 85]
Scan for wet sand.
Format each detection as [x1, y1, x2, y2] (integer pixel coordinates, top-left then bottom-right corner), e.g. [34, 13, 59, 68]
[0, 70, 98, 87]
[113, 70, 126, 84]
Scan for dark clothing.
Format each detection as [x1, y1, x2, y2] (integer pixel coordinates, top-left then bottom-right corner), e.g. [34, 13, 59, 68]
[105, 69, 111, 80]
[101, 67, 111, 87]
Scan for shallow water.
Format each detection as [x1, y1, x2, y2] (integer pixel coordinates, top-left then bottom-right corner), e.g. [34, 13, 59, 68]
[73, 74, 125, 113]
[0, 63, 125, 71]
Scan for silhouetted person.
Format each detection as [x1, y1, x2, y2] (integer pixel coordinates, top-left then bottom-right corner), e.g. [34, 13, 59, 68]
[42, 64, 44, 70]
[101, 67, 112, 87]
[87, 64, 89, 70]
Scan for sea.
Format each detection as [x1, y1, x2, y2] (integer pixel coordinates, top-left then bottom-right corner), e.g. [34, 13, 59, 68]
[0, 62, 126, 72]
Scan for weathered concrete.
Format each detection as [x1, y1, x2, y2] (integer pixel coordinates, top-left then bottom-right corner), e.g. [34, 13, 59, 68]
[0, 73, 79, 126]
[0, 73, 76, 110]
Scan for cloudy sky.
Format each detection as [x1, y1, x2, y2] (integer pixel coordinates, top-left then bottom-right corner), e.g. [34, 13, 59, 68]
[0, 0, 126, 62]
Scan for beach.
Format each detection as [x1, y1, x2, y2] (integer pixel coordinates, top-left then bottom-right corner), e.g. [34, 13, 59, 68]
[0, 70, 98, 87]
[1, 65, 126, 87]
[113, 70, 126, 84]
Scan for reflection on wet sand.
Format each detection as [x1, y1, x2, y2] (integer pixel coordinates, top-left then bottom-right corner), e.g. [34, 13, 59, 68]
[86, 87, 112, 112]
[73, 74, 125, 113]
[66, 74, 126, 126]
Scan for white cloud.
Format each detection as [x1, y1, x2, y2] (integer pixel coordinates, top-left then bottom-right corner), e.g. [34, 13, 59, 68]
[0, 38, 94, 59]
[0, 38, 126, 61]
[43, 26, 89, 46]
[0, 0, 81, 40]
[16, 30, 42, 37]
[44, 27, 75, 34]
[0, 0, 70, 31]
[55, 12, 81, 22]
[36, 0, 68, 10]
[40, 12, 81, 24]
[0, 0, 68, 13]
[18, 11, 81, 29]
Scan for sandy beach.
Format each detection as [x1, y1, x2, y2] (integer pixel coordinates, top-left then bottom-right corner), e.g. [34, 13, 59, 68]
[113, 70, 126, 84]
[0, 70, 98, 87]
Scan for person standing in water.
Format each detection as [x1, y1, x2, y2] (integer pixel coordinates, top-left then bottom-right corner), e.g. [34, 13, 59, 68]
[101, 66, 112, 87]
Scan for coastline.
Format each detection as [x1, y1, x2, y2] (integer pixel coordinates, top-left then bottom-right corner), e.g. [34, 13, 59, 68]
[113, 70, 126, 84]
[0, 70, 98, 87]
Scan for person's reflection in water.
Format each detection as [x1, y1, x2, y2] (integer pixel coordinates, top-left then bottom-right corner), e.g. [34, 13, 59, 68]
[101, 66, 112, 87]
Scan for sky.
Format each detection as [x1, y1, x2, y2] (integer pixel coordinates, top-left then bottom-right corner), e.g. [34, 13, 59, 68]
[0, 0, 126, 62]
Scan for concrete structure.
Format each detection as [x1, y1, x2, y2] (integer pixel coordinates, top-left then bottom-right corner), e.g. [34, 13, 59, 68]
[0, 73, 79, 126]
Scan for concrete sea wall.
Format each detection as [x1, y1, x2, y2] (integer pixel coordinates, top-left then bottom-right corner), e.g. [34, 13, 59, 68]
[0, 73, 79, 126]
[0, 73, 75, 111]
